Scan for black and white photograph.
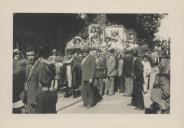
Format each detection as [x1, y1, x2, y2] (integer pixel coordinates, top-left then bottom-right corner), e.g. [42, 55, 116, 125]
[13, 13, 170, 114]
[2, 0, 184, 128]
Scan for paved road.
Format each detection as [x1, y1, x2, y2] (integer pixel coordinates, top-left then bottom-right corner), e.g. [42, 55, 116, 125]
[56, 90, 152, 114]
[56, 67, 158, 114]
[12, 67, 157, 114]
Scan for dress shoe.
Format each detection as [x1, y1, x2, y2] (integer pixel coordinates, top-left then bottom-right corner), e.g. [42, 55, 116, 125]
[119, 90, 124, 93]
[86, 105, 92, 109]
[64, 94, 70, 98]
[127, 103, 136, 106]
[134, 107, 145, 110]
[140, 107, 145, 110]
[83, 104, 87, 107]
[79, 104, 87, 107]
[123, 94, 130, 97]
[107, 93, 114, 96]
[73, 94, 77, 98]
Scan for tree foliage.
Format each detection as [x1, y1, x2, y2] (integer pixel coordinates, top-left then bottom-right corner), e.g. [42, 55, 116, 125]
[14, 13, 168, 53]
[135, 14, 166, 40]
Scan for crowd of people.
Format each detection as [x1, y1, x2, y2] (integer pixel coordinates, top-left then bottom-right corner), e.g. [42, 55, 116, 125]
[13, 40, 170, 114]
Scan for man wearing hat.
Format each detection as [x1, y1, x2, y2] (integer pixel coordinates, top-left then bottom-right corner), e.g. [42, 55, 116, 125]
[81, 46, 96, 108]
[73, 36, 82, 46]
[13, 49, 20, 60]
[129, 48, 145, 110]
[123, 49, 134, 96]
[104, 48, 117, 95]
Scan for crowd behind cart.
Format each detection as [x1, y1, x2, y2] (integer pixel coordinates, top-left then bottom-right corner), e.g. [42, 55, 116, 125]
[13, 39, 170, 114]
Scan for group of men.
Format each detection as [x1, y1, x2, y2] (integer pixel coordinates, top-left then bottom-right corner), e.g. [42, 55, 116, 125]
[13, 42, 170, 113]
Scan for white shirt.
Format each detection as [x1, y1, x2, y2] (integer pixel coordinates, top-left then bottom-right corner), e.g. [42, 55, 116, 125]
[142, 60, 152, 75]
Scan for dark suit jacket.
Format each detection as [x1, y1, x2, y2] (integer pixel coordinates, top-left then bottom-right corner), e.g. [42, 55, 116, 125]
[26, 59, 52, 105]
[123, 55, 134, 77]
[95, 57, 106, 78]
[133, 57, 144, 85]
[81, 55, 96, 82]
[72, 56, 82, 86]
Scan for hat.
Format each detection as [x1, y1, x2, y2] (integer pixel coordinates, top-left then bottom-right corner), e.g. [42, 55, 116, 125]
[122, 49, 126, 53]
[116, 49, 121, 52]
[96, 49, 102, 53]
[90, 47, 97, 51]
[26, 46, 35, 52]
[124, 49, 131, 54]
[162, 51, 169, 59]
[82, 46, 90, 52]
[13, 49, 19, 54]
[73, 48, 81, 54]
[74, 36, 82, 41]
[143, 54, 149, 59]
[105, 36, 111, 41]
[131, 48, 138, 57]
[105, 50, 110, 54]
[107, 48, 115, 53]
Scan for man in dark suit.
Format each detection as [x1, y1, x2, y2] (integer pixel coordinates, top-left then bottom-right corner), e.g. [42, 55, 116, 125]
[123, 50, 134, 96]
[81, 47, 96, 109]
[25, 47, 56, 113]
[72, 50, 83, 98]
[130, 49, 145, 110]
